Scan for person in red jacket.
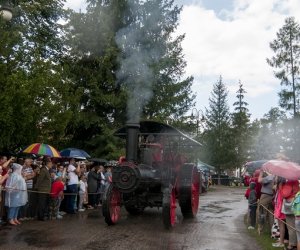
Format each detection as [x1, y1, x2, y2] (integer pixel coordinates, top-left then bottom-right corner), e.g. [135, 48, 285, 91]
[49, 177, 64, 219]
[245, 170, 262, 199]
[280, 180, 299, 250]
[250, 169, 262, 199]
[243, 174, 250, 187]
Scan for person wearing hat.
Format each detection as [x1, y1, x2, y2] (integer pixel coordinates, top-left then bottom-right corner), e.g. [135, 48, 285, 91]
[5, 163, 28, 226]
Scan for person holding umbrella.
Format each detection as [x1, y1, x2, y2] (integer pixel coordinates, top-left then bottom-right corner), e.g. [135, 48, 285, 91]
[292, 190, 300, 250]
[281, 179, 299, 250]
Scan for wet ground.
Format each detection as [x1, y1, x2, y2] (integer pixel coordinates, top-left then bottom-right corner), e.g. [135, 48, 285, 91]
[0, 186, 262, 250]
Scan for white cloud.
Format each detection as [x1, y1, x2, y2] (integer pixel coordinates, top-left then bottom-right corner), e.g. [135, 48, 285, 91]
[177, 0, 300, 118]
[64, 0, 87, 11]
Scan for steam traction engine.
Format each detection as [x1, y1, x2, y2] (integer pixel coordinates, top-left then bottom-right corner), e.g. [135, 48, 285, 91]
[102, 121, 202, 229]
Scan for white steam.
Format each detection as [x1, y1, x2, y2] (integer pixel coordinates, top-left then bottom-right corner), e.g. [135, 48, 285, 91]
[115, 0, 164, 123]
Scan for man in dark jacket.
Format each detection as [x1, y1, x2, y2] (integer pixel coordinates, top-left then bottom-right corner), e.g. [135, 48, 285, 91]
[247, 182, 258, 230]
[87, 165, 100, 208]
[36, 158, 52, 221]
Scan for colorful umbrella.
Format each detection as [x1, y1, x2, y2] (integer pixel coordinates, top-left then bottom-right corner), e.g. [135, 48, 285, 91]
[22, 143, 61, 158]
[262, 160, 300, 180]
[60, 148, 91, 159]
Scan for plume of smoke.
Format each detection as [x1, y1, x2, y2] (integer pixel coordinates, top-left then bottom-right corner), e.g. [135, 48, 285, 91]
[115, 0, 164, 123]
[251, 117, 300, 162]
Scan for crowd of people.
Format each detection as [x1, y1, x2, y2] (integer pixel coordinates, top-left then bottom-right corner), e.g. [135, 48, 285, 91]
[0, 155, 112, 226]
[244, 154, 300, 250]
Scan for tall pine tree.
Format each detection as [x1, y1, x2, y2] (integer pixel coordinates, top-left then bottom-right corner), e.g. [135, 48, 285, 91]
[267, 17, 300, 117]
[202, 76, 233, 175]
[231, 81, 250, 174]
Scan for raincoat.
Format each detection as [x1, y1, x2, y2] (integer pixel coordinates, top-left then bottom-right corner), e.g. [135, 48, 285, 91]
[5, 163, 28, 207]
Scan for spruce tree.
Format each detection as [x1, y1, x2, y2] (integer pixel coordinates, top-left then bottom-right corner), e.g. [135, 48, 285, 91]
[267, 17, 300, 117]
[203, 76, 233, 174]
[231, 81, 250, 174]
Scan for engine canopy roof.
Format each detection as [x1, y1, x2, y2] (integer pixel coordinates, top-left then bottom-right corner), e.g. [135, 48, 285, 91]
[114, 120, 201, 148]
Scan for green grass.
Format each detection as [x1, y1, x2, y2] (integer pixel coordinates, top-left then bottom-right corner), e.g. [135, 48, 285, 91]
[247, 228, 283, 250]
[244, 215, 285, 250]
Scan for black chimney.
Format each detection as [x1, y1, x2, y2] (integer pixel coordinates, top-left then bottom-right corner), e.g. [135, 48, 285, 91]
[126, 123, 140, 162]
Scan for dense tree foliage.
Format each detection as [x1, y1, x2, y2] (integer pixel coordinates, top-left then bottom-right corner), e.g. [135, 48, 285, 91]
[0, 0, 194, 159]
[0, 0, 73, 152]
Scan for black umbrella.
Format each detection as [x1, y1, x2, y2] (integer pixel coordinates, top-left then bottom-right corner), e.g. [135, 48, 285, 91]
[89, 158, 107, 164]
[244, 160, 268, 175]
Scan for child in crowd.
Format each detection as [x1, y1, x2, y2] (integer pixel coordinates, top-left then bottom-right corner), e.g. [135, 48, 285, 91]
[78, 175, 88, 212]
[105, 166, 112, 183]
[247, 182, 258, 230]
[49, 177, 64, 219]
[49, 169, 57, 183]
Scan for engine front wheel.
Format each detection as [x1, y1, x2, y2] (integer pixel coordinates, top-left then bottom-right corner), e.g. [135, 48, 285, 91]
[162, 186, 177, 229]
[178, 164, 200, 218]
[102, 184, 121, 225]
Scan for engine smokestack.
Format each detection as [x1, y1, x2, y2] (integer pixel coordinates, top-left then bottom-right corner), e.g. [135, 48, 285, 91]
[126, 123, 140, 162]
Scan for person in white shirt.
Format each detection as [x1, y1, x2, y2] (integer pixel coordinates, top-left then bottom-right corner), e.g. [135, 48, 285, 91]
[98, 165, 106, 205]
[66, 158, 80, 214]
[78, 175, 88, 212]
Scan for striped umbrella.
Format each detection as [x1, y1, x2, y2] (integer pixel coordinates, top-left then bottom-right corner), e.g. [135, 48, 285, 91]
[22, 143, 61, 158]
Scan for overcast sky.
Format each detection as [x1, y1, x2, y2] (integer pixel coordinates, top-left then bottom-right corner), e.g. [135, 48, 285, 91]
[64, 0, 300, 119]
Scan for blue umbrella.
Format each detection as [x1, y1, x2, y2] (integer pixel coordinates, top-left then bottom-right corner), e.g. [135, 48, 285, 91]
[60, 148, 91, 159]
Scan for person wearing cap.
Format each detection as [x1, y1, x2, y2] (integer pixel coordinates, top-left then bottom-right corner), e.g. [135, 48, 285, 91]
[5, 163, 28, 226]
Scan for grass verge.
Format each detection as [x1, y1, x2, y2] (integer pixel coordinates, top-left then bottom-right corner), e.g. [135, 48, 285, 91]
[244, 214, 285, 250]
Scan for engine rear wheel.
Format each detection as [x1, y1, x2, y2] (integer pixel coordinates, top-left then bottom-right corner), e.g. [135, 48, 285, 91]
[102, 184, 121, 225]
[178, 164, 200, 218]
[162, 186, 176, 229]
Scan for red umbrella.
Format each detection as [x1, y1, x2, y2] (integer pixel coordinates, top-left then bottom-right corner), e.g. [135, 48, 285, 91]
[262, 160, 300, 180]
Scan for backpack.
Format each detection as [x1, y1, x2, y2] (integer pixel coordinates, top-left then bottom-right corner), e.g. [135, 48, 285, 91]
[245, 188, 250, 199]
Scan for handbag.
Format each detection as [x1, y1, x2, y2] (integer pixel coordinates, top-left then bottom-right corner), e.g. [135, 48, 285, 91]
[281, 198, 293, 215]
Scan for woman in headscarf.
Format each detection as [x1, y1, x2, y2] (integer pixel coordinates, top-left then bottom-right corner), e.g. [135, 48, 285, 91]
[5, 163, 28, 225]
